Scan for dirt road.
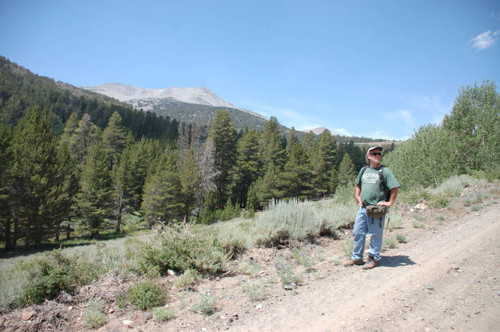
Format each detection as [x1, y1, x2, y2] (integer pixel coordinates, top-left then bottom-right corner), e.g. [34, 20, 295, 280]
[228, 204, 500, 332]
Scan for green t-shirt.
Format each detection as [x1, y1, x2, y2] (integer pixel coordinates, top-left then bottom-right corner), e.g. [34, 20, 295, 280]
[355, 166, 400, 206]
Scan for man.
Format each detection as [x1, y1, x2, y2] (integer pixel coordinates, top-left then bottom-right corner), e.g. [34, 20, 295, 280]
[344, 146, 400, 269]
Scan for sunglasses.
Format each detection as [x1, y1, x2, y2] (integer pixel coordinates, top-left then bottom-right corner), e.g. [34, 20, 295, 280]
[369, 152, 382, 156]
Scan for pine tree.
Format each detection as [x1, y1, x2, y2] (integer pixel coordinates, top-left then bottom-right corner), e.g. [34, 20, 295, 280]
[102, 111, 130, 167]
[179, 148, 201, 221]
[111, 146, 135, 232]
[10, 106, 64, 247]
[318, 129, 337, 176]
[231, 128, 261, 207]
[59, 112, 79, 146]
[126, 138, 163, 210]
[338, 153, 356, 187]
[0, 124, 14, 249]
[207, 110, 237, 208]
[286, 127, 299, 155]
[76, 141, 113, 238]
[309, 149, 329, 198]
[281, 142, 313, 199]
[260, 116, 286, 171]
[55, 142, 79, 241]
[141, 153, 185, 225]
[301, 131, 318, 158]
[69, 113, 101, 167]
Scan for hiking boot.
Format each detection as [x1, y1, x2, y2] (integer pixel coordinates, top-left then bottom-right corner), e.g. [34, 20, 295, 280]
[344, 259, 364, 266]
[363, 258, 377, 270]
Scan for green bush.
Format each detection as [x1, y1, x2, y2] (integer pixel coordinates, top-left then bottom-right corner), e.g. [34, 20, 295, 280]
[174, 269, 199, 290]
[241, 280, 267, 301]
[83, 300, 107, 328]
[191, 292, 217, 315]
[383, 237, 398, 250]
[130, 224, 228, 276]
[23, 250, 98, 305]
[153, 306, 175, 322]
[396, 234, 407, 243]
[127, 281, 166, 310]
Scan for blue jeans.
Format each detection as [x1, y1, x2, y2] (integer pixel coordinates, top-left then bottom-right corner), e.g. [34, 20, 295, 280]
[351, 207, 386, 262]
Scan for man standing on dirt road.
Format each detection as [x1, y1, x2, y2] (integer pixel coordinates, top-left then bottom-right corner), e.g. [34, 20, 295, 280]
[344, 146, 400, 269]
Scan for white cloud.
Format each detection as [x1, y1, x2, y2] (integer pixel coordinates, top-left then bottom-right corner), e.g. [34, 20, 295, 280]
[469, 30, 500, 51]
[368, 130, 401, 141]
[385, 109, 416, 129]
[412, 95, 452, 125]
[490, 11, 500, 21]
[332, 128, 351, 136]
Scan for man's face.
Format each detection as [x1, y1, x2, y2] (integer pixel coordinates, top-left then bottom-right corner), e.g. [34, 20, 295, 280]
[368, 149, 382, 164]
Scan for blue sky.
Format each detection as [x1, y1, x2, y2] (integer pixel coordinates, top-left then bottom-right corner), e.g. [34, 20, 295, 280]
[1, 0, 499, 140]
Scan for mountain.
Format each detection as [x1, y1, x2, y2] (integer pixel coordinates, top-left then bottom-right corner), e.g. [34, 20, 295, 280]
[83, 84, 270, 132]
[85, 84, 239, 109]
[304, 127, 338, 136]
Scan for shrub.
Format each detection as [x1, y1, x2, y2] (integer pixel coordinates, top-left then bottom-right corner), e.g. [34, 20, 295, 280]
[83, 300, 107, 328]
[383, 237, 398, 250]
[174, 269, 199, 290]
[127, 281, 166, 310]
[341, 238, 354, 258]
[396, 234, 407, 243]
[191, 292, 217, 315]
[153, 306, 175, 322]
[274, 255, 302, 285]
[412, 220, 424, 229]
[130, 224, 228, 276]
[241, 280, 267, 301]
[238, 260, 262, 276]
[386, 213, 404, 231]
[22, 250, 99, 305]
[291, 247, 316, 271]
[215, 199, 241, 221]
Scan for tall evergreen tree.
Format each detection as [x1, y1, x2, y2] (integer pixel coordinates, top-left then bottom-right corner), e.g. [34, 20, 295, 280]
[126, 138, 163, 210]
[55, 142, 79, 241]
[309, 148, 329, 198]
[76, 141, 113, 238]
[0, 124, 14, 250]
[207, 110, 237, 208]
[260, 116, 286, 171]
[301, 131, 318, 157]
[69, 113, 101, 167]
[231, 128, 261, 207]
[141, 153, 184, 225]
[179, 148, 201, 221]
[59, 112, 79, 146]
[102, 111, 130, 167]
[111, 146, 135, 232]
[10, 106, 64, 247]
[281, 142, 313, 199]
[286, 127, 299, 155]
[338, 153, 356, 187]
[318, 129, 337, 175]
